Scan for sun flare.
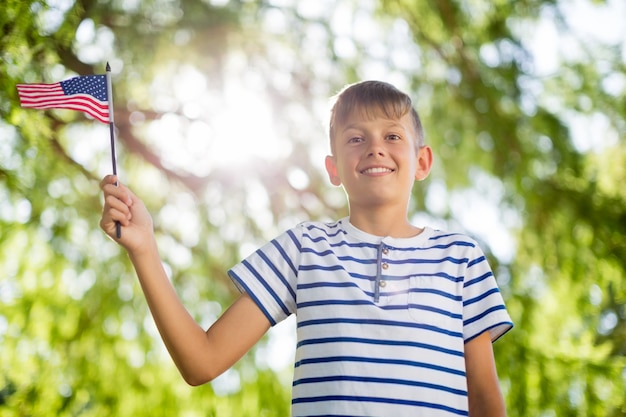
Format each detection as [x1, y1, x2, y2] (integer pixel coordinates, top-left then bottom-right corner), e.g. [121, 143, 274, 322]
[147, 66, 291, 177]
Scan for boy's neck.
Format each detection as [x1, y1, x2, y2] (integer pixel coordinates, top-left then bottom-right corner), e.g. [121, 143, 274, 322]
[348, 208, 424, 238]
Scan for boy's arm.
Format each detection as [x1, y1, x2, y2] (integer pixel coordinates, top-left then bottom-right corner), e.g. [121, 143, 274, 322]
[100, 175, 270, 386]
[129, 245, 270, 386]
[465, 331, 507, 417]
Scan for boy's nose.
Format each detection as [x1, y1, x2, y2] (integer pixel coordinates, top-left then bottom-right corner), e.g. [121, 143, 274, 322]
[366, 140, 386, 157]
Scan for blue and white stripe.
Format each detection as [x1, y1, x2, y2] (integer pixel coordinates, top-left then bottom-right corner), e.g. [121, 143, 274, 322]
[228, 218, 512, 416]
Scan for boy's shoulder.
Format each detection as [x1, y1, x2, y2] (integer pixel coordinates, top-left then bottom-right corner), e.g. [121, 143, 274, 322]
[426, 228, 480, 247]
[292, 218, 480, 250]
[291, 219, 346, 240]
[296, 218, 343, 231]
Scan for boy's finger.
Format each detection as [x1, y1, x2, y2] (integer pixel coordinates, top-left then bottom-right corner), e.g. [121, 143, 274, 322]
[104, 194, 132, 217]
[102, 181, 133, 206]
[104, 206, 132, 226]
[99, 175, 118, 190]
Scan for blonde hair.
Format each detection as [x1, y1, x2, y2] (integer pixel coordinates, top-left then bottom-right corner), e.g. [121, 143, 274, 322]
[328, 81, 425, 153]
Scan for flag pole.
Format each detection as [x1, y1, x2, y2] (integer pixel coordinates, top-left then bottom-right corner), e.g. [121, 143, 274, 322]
[106, 62, 121, 238]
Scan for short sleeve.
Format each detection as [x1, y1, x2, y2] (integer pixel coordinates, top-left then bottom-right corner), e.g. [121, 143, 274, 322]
[462, 244, 513, 343]
[227, 226, 302, 326]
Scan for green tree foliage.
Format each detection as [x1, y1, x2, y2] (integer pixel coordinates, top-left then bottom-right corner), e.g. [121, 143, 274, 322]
[1, 0, 624, 416]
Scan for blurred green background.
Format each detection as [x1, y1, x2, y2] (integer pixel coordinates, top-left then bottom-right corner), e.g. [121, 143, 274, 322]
[1, 0, 625, 415]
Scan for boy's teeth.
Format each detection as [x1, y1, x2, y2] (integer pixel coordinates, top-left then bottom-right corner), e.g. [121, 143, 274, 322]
[363, 167, 392, 174]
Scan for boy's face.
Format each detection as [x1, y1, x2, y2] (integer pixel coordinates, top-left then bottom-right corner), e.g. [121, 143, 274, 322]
[325, 107, 432, 211]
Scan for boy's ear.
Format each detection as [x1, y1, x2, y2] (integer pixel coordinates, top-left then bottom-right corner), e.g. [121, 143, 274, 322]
[325, 155, 342, 186]
[414, 145, 433, 181]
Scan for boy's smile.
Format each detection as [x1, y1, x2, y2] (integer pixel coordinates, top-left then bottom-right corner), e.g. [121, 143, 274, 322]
[360, 166, 394, 175]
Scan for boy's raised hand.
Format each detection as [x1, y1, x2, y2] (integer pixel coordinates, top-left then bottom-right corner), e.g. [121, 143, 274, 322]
[100, 175, 154, 254]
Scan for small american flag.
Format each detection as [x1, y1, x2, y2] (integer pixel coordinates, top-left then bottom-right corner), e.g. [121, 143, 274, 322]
[17, 75, 109, 124]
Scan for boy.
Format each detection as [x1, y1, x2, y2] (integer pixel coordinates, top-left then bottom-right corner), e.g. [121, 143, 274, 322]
[100, 80, 512, 416]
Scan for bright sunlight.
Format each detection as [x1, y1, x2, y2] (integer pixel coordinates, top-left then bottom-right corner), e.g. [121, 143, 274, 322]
[146, 61, 292, 177]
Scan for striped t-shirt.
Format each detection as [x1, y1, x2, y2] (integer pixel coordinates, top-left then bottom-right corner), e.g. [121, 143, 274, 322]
[228, 218, 513, 417]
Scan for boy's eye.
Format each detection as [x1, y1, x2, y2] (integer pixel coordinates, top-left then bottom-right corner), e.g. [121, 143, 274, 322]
[387, 134, 401, 141]
[348, 136, 364, 143]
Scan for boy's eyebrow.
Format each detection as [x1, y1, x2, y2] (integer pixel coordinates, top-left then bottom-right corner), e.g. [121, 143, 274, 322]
[340, 123, 363, 132]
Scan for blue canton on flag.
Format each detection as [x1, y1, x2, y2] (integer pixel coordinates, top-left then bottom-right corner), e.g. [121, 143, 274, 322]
[61, 75, 108, 102]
